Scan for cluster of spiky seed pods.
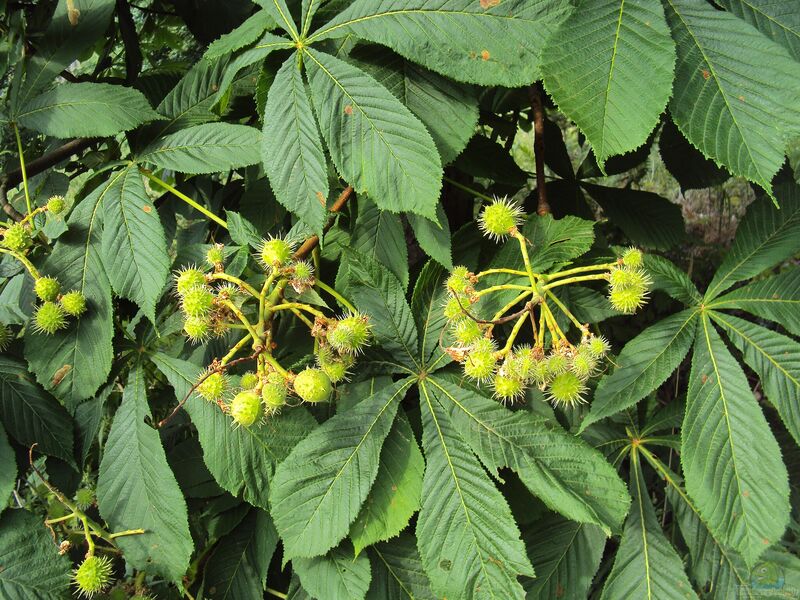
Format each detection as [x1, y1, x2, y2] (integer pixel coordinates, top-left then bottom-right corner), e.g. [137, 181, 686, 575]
[175, 236, 370, 428]
[442, 198, 649, 407]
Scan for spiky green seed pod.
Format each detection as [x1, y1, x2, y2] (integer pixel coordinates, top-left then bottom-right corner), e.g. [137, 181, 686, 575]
[609, 286, 647, 314]
[292, 260, 314, 281]
[73, 555, 113, 598]
[585, 336, 610, 359]
[570, 353, 596, 381]
[74, 487, 94, 510]
[47, 195, 66, 215]
[0, 324, 10, 351]
[545, 353, 569, 377]
[463, 338, 497, 381]
[317, 346, 354, 383]
[206, 245, 225, 267]
[453, 318, 482, 345]
[34, 302, 67, 334]
[35, 276, 61, 302]
[493, 374, 524, 403]
[181, 287, 214, 317]
[2, 223, 31, 252]
[609, 266, 650, 291]
[60, 290, 87, 317]
[239, 372, 259, 390]
[478, 198, 523, 241]
[443, 296, 469, 321]
[529, 359, 551, 386]
[503, 348, 535, 383]
[197, 372, 227, 401]
[260, 237, 293, 268]
[446, 266, 471, 295]
[183, 316, 210, 342]
[262, 382, 287, 410]
[293, 368, 333, 403]
[328, 314, 370, 354]
[547, 371, 586, 407]
[175, 268, 207, 295]
[622, 247, 643, 269]
[230, 390, 262, 427]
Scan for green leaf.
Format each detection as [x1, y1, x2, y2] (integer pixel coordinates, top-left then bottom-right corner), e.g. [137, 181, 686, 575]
[205, 10, 278, 60]
[416, 379, 533, 600]
[523, 515, 606, 600]
[523, 214, 596, 273]
[429, 375, 630, 533]
[203, 509, 278, 600]
[712, 312, 800, 448]
[304, 48, 442, 221]
[705, 182, 800, 299]
[214, 32, 295, 104]
[17, 82, 161, 138]
[97, 366, 192, 584]
[664, 0, 800, 198]
[258, 0, 300, 39]
[711, 267, 800, 336]
[682, 316, 790, 567]
[141, 123, 262, 174]
[294, 543, 372, 600]
[542, 0, 675, 168]
[409, 261, 450, 371]
[600, 453, 698, 600]
[0, 424, 16, 512]
[271, 378, 413, 559]
[717, 0, 800, 61]
[225, 211, 263, 249]
[101, 168, 169, 322]
[581, 309, 699, 431]
[301, 0, 322, 37]
[407, 204, 453, 270]
[25, 180, 113, 409]
[308, 0, 571, 87]
[367, 534, 436, 600]
[349, 46, 479, 165]
[644, 254, 702, 306]
[151, 353, 315, 509]
[0, 509, 71, 598]
[350, 411, 423, 555]
[581, 183, 685, 250]
[0, 356, 74, 464]
[262, 55, 329, 236]
[562, 286, 620, 324]
[341, 250, 420, 372]
[351, 199, 409, 290]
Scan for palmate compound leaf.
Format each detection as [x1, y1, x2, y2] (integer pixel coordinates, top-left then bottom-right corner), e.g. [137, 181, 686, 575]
[204, 9, 278, 61]
[262, 54, 329, 236]
[581, 309, 699, 431]
[25, 175, 114, 410]
[704, 180, 800, 300]
[270, 378, 415, 559]
[417, 378, 533, 599]
[350, 199, 409, 290]
[140, 123, 262, 174]
[716, 0, 800, 61]
[682, 316, 790, 567]
[303, 48, 442, 221]
[97, 366, 193, 584]
[599, 452, 698, 600]
[16, 82, 162, 138]
[151, 353, 315, 510]
[0, 509, 71, 598]
[428, 375, 630, 533]
[101, 167, 169, 323]
[664, 0, 800, 199]
[712, 312, 800, 448]
[308, 0, 571, 87]
[542, 0, 675, 169]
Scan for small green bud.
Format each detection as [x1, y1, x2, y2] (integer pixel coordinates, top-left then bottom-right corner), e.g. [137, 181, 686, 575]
[2, 223, 31, 252]
[493, 374, 524, 403]
[181, 287, 214, 317]
[74, 487, 94, 510]
[317, 346, 354, 383]
[230, 390, 262, 427]
[328, 314, 371, 354]
[585, 336, 610, 359]
[478, 198, 523, 241]
[260, 237, 293, 268]
[239, 372, 259, 390]
[547, 371, 586, 407]
[175, 268, 207, 295]
[73, 555, 113, 598]
[293, 368, 333, 403]
[197, 372, 227, 401]
[34, 302, 67, 334]
[529, 359, 551, 386]
[183, 316, 210, 342]
[622, 247, 644, 269]
[545, 353, 569, 377]
[609, 286, 647, 314]
[46, 195, 66, 215]
[609, 267, 649, 291]
[570, 353, 596, 380]
[206, 245, 225, 267]
[35, 276, 61, 302]
[60, 290, 87, 317]
[446, 266, 472, 295]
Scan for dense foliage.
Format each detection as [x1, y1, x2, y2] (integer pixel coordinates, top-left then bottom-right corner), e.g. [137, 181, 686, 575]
[0, 0, 799, 598]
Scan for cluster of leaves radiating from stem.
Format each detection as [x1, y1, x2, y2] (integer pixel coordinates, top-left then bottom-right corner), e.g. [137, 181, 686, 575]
[175, 238, 371, 427]
[442, 198, 650, 406]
